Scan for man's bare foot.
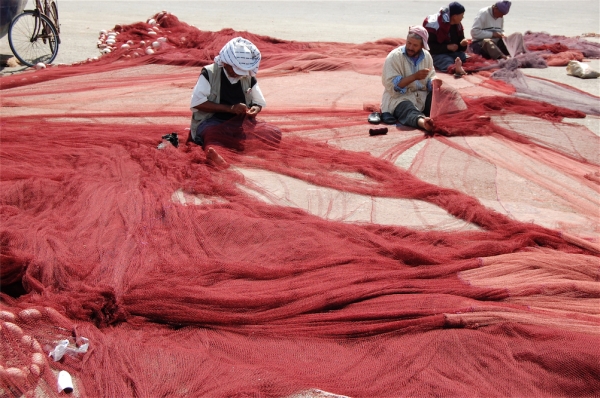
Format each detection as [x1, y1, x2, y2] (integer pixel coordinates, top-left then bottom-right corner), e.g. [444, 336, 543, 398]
[417, 117, 434, 132]
[206, 146, 228, 169]
[454, 57, 467, 75]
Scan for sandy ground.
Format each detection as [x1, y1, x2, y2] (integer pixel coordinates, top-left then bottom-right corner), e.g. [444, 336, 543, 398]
[1, 1, 599, 68]
[0, 0, 598, 175]
[1, 1, 597, 123]
[0, 3, 598, 397]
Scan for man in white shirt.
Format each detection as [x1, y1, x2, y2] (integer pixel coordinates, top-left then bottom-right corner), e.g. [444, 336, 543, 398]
[470, 1, 515, 59]
[189, 37, 280, 167]
[380, 26, 442, 132]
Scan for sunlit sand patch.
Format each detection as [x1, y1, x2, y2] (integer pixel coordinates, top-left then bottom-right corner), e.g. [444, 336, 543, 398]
[259, 70, 382, 109]
[171, 167, 480, 230]
[406, 134, 599, 236]
[466, 136, 599, 214]
[50, 117, 186, 125]
[235, 167, 480, 230]
[565, 115, 600, 137]
[325, 125, 426, 160]
[171, 188, 228, 206]
[480, 199, 597, 236]
[330, 170, 369, 181]
[493, 114, 600, 163]
[0, 64, 196, 118]
[393, 139, 427, 169]
[287, 389, 350, 398]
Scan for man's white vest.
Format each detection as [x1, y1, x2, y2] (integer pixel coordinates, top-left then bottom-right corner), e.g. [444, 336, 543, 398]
[190, 63, 254, 140]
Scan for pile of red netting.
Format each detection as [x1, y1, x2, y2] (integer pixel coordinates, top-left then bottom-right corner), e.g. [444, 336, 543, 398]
[1, 12, 599, 397]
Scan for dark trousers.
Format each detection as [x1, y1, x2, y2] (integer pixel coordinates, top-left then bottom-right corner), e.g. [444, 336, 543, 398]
[432, 51, 467, 72]
[194, 115, 282, 150]
[193, 116, 225, 147]
[392, 91, 432, 128]
[471, 39, 509, 59]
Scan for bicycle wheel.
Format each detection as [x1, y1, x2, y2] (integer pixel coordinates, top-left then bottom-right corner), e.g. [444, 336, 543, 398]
[45, 0, 60, 35]
[8, 11, 59, 67]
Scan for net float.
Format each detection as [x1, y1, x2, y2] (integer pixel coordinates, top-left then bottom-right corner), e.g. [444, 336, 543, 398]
[0, 311, 15, 321]
[19, 308, 42, 321]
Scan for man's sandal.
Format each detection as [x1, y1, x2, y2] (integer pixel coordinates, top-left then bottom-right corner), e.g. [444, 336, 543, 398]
[368, 112, 381, 124]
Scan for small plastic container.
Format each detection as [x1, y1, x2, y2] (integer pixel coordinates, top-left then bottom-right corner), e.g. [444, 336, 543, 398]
[57, 370, 74, 394]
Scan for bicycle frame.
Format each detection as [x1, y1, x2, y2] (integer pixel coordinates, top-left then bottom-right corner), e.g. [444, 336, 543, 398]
[26, 8, 52, 44]
[33, 0, 60, 39]
[8, 3, 60, 66]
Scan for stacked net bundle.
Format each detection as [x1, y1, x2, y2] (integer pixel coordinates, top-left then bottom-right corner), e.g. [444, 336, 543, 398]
[524, 31, 600, 58]
[490, 65, 600, 115]
[1, 12, 600, 398]
[447, 30, 600, 74]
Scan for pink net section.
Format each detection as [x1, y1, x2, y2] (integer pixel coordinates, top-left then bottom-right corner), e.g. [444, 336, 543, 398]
[490, 67, 600, 115]
[524, 31, 600, 59]
[0, 12, 396, 91]
[1, 13, 599, 398]
[449, 30, 600, 74]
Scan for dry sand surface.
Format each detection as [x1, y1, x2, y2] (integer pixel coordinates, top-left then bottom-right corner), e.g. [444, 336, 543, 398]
[0, 3, 599, 398]
[1, 1, 600, 73]
[2, 1, 597, 124]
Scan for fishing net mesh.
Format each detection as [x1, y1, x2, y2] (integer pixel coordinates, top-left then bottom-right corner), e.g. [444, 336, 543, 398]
[1, 12, 599, 397]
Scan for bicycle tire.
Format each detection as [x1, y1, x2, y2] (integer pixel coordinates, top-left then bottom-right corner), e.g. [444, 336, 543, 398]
[45, 0, 60, 36]
[51, 1, 60, 35]
[8, 11, 59, 67]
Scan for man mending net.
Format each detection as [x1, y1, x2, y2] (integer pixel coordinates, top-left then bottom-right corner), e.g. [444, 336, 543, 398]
[189, 37, 282, 168]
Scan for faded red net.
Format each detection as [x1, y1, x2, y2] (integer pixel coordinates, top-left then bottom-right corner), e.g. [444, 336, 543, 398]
[447, 30, 600, 74]
[1, 12, 599, 397]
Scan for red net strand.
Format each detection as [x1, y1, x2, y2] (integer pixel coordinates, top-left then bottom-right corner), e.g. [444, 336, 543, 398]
[1, 12, 599, 398]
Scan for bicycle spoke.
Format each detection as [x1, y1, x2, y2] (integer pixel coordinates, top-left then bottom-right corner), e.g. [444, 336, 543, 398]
[8, 11, 59, 67]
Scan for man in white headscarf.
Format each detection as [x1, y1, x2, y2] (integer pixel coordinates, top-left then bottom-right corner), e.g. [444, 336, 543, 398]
[190, 37, 280, 166]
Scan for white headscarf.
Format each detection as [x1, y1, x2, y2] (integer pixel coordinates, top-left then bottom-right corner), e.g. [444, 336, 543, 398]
[214, 37, 261, 77]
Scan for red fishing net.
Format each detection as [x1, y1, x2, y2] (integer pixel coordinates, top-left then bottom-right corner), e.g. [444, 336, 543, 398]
[1, 12, 599, 397]
[448, 30, 600, 74]
[524, 31, 600, 58]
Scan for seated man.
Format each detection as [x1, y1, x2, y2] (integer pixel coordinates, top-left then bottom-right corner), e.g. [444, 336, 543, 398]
[423, 2, 468, 75]
[380, 26, 441, 132]
[189, 37, 281, 166]
[470, 1, 525, 59]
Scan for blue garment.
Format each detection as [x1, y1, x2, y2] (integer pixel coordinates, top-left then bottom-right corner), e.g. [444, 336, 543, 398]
[193, 115, 282, 150]
[193, 116, 225, 147]
[432, 51, 467, 72]
[392, 46, 433, 94]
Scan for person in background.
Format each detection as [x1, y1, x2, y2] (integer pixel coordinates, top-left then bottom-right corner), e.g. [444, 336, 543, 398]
[470, 1, 525, 59]
[380, 26, 442, 132]
[189, 37, 281, 167]
[423, 2, 468, 75]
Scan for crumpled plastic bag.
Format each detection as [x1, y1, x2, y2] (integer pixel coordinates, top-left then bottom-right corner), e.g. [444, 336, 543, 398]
[566, 60, 600, 79]
[49, 337, 89, 361]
